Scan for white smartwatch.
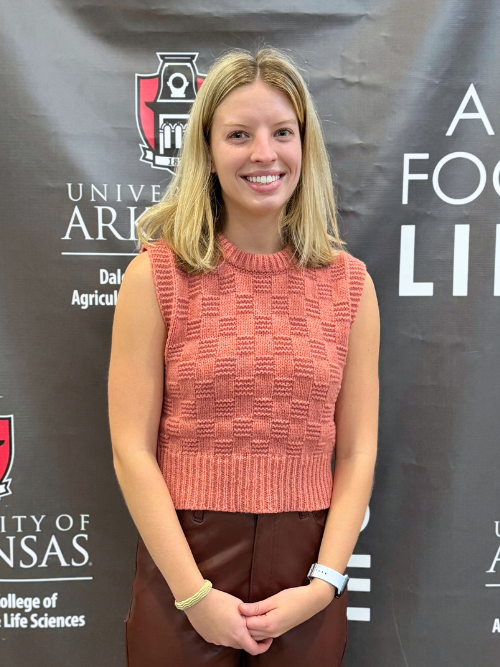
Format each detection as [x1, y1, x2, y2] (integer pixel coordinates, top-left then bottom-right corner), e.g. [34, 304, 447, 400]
[307, 563, 349, 598]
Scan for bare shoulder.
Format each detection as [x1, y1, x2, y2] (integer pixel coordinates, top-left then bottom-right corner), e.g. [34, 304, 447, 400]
[350, 269, 380, 348]
[359, 270, 378, 309]
[119, 251, 156, 307]
[122, 249, 154, 290]
[113, 250, 165, 335]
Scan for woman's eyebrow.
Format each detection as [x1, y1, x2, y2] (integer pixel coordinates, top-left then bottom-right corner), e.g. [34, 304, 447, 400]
[222, 119, 297, 128]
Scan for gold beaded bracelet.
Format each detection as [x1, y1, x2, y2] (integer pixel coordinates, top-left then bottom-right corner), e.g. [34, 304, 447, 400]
[174, 579, 213, 610]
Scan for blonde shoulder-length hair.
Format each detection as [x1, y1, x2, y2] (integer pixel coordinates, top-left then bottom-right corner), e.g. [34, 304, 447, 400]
[136, 46, 347, 273]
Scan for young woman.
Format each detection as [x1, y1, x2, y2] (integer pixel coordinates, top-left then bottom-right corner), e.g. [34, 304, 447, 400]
[108, 46, 379, 666]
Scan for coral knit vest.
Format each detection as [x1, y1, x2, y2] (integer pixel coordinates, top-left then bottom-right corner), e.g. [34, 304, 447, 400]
[139, 231, 366, 513]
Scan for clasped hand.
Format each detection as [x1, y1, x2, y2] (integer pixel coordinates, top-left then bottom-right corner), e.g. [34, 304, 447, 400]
[238, 584, 332, 641]
[184, 582, 334, 656]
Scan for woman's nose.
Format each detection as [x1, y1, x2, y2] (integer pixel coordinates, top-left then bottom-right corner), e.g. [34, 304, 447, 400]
[250, 132, 278, 163]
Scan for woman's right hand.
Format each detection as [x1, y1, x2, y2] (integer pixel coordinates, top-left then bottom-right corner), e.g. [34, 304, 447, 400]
[183, 587, 273, 655]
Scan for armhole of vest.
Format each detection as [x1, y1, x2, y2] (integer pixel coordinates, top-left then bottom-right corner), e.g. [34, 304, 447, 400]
[343, 250, 367, 328]
[139, 241, 174, 333]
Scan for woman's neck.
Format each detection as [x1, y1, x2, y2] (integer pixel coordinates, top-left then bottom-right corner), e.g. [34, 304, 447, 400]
[218, 209, 286, 255]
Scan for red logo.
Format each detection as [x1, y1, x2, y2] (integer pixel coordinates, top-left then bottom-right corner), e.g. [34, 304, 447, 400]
[135, 52, 206, 173]
[0, 416, 14, 499]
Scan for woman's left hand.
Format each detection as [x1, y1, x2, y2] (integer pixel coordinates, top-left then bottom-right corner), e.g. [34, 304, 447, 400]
[237, 580, 335, 641]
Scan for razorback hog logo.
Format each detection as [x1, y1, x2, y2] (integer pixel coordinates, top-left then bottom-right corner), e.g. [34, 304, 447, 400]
[135, 52, 206, 173]
[0, 416, 14, 499]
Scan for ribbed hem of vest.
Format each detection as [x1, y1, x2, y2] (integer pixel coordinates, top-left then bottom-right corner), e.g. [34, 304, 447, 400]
[157, 449, 333, 513]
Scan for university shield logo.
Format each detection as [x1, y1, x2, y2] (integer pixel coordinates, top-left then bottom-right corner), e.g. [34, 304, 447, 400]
[0, 416, 14, 499]
[135, 52, 206, 173]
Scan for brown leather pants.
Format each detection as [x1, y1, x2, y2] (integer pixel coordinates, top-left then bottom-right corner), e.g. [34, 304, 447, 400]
[125, 508, 348, 666]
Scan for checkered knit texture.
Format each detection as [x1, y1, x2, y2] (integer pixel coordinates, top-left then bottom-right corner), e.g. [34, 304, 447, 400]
[139, 231, 366, 513]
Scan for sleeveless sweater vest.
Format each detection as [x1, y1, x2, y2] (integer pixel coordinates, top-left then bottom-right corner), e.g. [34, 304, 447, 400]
[139, 231, 366, 513]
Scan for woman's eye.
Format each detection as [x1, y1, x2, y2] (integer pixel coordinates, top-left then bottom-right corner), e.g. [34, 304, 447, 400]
[228, 128, 293, 140]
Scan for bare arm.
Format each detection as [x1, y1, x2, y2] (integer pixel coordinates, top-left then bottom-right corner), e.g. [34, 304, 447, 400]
[108, 250, 272, 655]
[238, 269, 380, 638]
[310, 270, 380, 601]
[108, 250, 206, 602]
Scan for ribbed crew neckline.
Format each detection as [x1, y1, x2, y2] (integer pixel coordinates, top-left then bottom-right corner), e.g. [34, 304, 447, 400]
[217, 231, 293, 273]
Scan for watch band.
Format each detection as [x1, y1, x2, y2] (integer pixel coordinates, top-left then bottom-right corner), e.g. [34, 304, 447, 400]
[307, 562, 349, 598]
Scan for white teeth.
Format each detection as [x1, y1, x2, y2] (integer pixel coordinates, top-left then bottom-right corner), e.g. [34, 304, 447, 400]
[245, 174, 281, 184]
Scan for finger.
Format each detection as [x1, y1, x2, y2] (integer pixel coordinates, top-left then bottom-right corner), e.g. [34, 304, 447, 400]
[239, 600, 275, 616]
[256, 637, 273, 652]
[241, 634, 273, 655]
[244, 613, 271, 631]
[249, 630, 269, 641]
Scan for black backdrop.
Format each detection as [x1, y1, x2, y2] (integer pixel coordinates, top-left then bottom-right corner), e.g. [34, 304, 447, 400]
[1, 0, 499, 664]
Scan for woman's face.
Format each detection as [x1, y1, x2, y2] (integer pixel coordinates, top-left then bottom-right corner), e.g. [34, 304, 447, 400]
[209, 79, 302, 222]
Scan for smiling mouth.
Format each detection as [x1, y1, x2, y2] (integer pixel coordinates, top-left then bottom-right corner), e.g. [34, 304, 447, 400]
[242, 173, 285, 184]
